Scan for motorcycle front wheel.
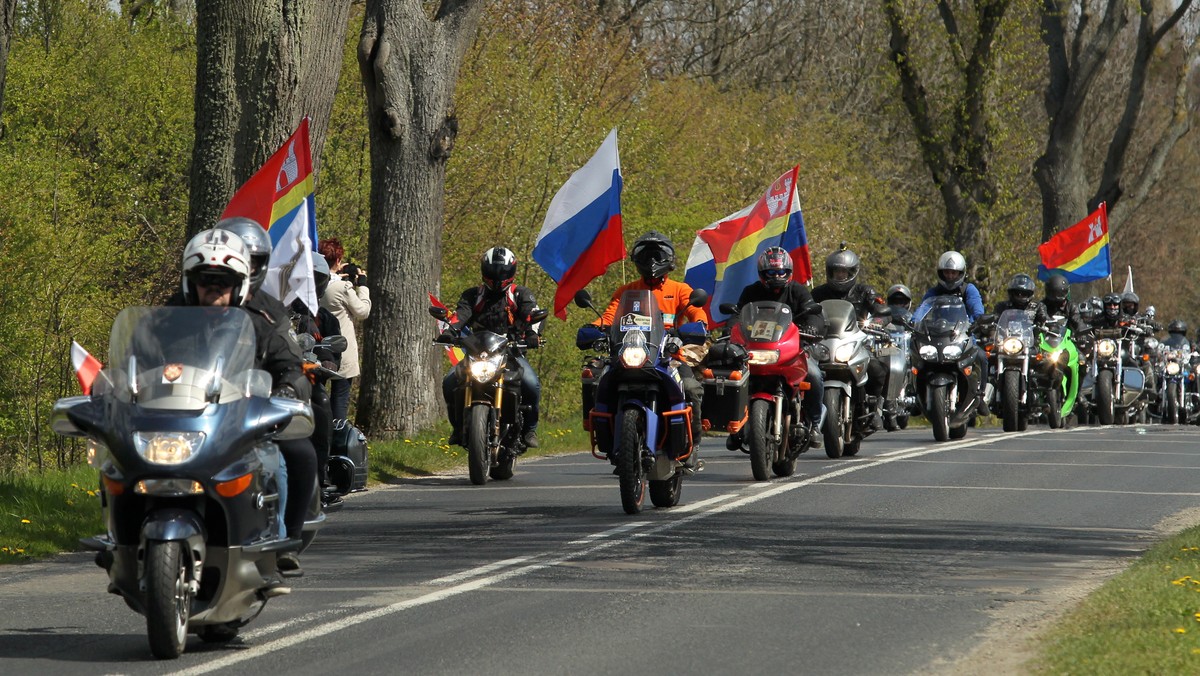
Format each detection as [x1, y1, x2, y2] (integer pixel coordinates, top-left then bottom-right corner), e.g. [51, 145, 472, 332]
[929, 385, 951, 442]
[1047, 385, 1063, 429]
[1001, 370, 1021, 432]
[467, 404, 490, 485]
[649, 472, 683, 508]
[822, 388, 845, 459]
[1096, 370, 1116, 425]
[618, 410, 646, 514]
[145, 540, 191, 659]
[1165, 386, 1180, 425]
[748, 399, 774, 481]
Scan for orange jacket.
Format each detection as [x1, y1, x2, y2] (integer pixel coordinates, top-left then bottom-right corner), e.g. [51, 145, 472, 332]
[593, 277, 708, 329]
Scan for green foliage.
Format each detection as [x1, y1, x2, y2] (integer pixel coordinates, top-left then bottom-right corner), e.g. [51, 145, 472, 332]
[0, 2, 194, 471]
[0, 463, 102, 564]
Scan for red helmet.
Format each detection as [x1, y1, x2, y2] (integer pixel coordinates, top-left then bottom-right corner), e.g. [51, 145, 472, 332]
[757, 246, 793, 289]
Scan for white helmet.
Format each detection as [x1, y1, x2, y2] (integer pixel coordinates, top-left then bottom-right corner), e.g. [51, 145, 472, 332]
[182, 229, 252, 306]
[936, 251, 967, 291]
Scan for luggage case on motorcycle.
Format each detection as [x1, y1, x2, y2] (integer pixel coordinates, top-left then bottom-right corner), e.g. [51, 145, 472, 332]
[581, 359, 605, 430]
[328, 419, 368, 494]
[700, 341, 749, 433]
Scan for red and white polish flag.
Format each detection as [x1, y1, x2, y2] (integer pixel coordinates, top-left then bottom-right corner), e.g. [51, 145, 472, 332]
[71, 340, 103, 395]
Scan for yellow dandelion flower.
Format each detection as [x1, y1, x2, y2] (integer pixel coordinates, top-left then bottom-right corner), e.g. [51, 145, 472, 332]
[20, 519, 30, 524]
[70, 483, 79, 489]
[404, 439, 411, 443]
[66, 500, 74, 506]
[15, 548, 23, 554]
[87, 490, 96, 497]
[1175, 628, 1188, 634]
[1, 547, 8, 552]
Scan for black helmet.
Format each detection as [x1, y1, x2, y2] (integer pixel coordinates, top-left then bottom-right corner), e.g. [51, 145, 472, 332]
[630, 231, 676, 283]
[1044, 274, 1070, 303]
[480, 246, 517, 291]
[824, 246, 860, 294]
[757, 246, 793, 290]
[1006, 273, 1036, 307]
[1102, 293, 1121, 319]
[1168, 319, 1188, 335]
[216, 217, 272, 295]
[886, 283, 912, 309]
[1120, 292, 1139, 316]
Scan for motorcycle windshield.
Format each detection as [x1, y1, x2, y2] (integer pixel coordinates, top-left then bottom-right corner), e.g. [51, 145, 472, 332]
[996, 310, 1034, 345]
[101, 307, 269, 410]
[735, 301, 794, 343]
[1042, 316, 1069, 349]
[609, 289, 664, 346]
[461, 331, 508, 358]
[913, 296, 969, 337]
[820, 299, 858, 338]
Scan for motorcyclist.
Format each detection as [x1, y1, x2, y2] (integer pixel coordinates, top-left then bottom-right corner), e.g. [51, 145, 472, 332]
[590, 231, 708, 458]
[169, 229, 316, 575]
[1164, 320, 1191, 351]
[290, 251, 343, 508]
[1091, 293, 1123, 329]
[886, 284, 913, 324]
[812, 245, 889, 428]
[920, 251, 989, 414]
[441, 247, 543, 449]
[1041, 274, 1087, 335]
[992, 273, 1048, 323]
[1118, 292, 1160, 398]
[730, 246, 826, 449]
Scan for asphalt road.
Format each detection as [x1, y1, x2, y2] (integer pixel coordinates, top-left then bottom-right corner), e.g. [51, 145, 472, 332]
[3, 424, 1200, 675]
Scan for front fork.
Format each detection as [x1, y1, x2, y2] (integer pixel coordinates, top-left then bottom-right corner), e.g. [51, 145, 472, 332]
[462, 378, 504, 458]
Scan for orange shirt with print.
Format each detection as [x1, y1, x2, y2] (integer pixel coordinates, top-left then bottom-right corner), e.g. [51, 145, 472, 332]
[593, 277, 708, 329]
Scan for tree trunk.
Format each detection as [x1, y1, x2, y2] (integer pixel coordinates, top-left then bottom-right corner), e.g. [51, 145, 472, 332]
[0, 0, 15, 135]
[355, 0, 484, 438]
[188, 0, 352, 238]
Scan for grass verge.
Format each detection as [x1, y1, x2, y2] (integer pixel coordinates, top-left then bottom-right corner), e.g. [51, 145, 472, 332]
[0, 465, 103, 565]
[1031, 526, 1200, 674]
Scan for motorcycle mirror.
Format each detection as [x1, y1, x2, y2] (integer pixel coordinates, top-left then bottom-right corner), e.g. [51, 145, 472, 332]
[429, 306, 449, 321]
[321, 335, 349, 354]
[718, 303, 738, 316]
[296, 333, 317, 352]
[689, 288, 709, 307]
[528, 308, 551, 324]
[573, 290, 594, 309]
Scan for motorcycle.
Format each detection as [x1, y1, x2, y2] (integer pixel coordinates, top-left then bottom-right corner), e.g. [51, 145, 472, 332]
[1081, 323, 1149, 425]
[815, 299, 888, 458]
[880, 312, 915, 431]
[994, 309, 1036, 432]
[575, 288, 708, 514]
[430, 305, 550, 485]
[1154, 342, 1194, 425]
[910, 296, 985, 441]
[712, 300, 818, 481]
[49, 307, 319, 659]
[293, 333, 361, 503]
[1036, 315, 1080, 429]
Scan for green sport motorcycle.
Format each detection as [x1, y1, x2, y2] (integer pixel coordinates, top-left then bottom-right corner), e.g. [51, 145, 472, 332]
[1035, 315, 1080, 428]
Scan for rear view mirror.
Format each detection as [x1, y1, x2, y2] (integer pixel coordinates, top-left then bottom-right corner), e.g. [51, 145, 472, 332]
[689, 288, 708, 307]
[321, 335, 349, 354]
[429, 306, 449, 321]
[718, 303, 738, 316]
[573, 290, 594, 309]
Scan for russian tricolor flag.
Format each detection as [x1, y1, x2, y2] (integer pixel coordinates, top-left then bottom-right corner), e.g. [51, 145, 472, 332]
[684, 165, 811, 324]
[533, 129, 625, 320]
[221, 118, 320, 313]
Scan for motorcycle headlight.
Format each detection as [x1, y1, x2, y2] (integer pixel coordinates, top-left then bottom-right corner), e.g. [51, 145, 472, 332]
[943, 344, 963, 360]
[1001, 338, 1024, 355]
[468, 353, 505, 383]
[619, 330, 649, 368]
[834, 342, 857, 363]
[1145, 337, 1160, 350]
[133, 431, 204, 465]
[919, 345, 938, 360]
[1097, 339, 1116, 357]
[86, 438, 109, 469]
[748, 349, 780, 365]
[1167, 362, 1182, 375]
[1049, 350, 1063, 364]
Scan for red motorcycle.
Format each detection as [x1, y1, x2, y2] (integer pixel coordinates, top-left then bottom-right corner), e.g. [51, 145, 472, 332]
[709, 301, 815, 480]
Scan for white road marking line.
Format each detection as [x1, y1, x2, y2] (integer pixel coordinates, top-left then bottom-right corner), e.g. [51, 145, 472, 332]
[426, 555, 540, 586]
[171, 428, 1060, 675]
[240, 608, 348, 641]
[816, 482, 1200, 497]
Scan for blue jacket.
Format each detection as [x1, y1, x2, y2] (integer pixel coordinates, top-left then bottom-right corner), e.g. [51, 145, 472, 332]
[922, 283, 985, 322]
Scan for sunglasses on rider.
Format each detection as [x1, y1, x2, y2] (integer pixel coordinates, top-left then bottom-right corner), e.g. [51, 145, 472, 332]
[763, 269, 790, 278]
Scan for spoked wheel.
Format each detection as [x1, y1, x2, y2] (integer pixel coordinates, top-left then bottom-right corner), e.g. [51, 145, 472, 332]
[466, 404, 490, 485]
[145, 540, 191, 659]
[930, 385, 950, 442]
[1096, 370, 1115, 425]
[748, 399, 774, 481]
[822, 389, 845, 459]
[1001, 371, 1020, 432]
[618, 410, 646, 514]
[649, 472, 683, 508]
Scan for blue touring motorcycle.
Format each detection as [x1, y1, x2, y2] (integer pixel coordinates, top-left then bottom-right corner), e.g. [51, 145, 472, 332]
[50, 307, 319, 659]
[575, 288, 707, 514]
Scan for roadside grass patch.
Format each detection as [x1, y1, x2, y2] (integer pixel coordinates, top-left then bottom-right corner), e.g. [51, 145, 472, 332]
[368, 422, 591, 482]
[0, 465, 103, 565]
[1032, 527, 1200, 674]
